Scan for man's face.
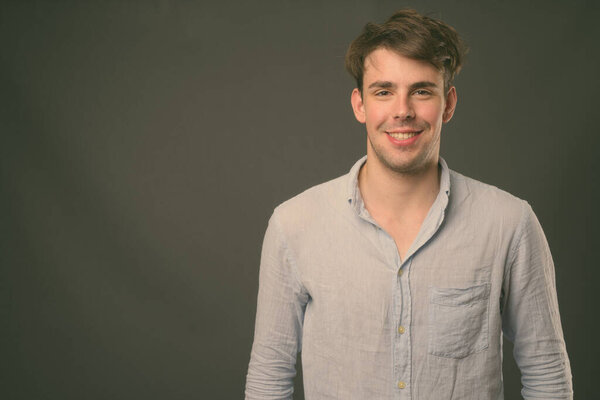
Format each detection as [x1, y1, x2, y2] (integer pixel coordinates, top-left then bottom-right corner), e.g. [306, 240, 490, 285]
[351, 48, 457, 175]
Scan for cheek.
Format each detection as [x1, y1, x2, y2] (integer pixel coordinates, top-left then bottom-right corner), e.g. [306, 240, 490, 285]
[418, 104, 445, 125]
[365, 105, 390, 128]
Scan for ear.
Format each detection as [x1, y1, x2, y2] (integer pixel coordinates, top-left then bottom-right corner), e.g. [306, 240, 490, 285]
[443, 86, 457, 123]
[351, 88, 366, 124]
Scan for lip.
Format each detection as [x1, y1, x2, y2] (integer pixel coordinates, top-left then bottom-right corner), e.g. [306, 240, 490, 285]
[385, 130, 422, 146]
[386, 129, 421, 134]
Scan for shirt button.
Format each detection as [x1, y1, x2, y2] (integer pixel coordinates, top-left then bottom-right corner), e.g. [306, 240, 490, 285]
[397, 269, 403, 276]
[398, 326, 405, 334]
[397, 381, 406, 389]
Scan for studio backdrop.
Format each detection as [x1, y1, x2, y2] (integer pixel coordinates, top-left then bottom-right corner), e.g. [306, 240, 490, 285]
[2, 0, 598, 399]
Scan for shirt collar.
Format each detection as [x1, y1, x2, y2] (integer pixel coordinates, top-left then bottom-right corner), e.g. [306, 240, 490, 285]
[346, 155, 451, 214]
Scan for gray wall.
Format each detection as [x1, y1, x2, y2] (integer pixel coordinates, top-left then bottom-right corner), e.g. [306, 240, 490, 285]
[3, 0, 598, 398]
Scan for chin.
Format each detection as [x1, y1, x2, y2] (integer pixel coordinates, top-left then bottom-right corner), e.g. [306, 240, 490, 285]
[380, 155, 436, 175]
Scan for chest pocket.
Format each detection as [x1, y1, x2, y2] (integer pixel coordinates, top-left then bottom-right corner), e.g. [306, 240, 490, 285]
[428, 283, 490, 359]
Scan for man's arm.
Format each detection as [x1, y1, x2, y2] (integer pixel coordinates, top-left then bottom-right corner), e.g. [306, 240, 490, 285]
[501, 202, 573, 399]
[245, 212, 309, 400]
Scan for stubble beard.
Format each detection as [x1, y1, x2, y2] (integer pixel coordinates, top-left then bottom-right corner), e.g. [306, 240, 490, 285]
[367, 127, 440, 176]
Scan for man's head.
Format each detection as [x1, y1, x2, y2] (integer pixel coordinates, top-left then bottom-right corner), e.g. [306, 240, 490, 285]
[345, 9, 467, 93]
[347, 10, 467, 175]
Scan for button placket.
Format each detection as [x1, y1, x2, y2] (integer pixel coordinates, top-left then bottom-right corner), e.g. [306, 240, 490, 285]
[395, 258, 413, 397]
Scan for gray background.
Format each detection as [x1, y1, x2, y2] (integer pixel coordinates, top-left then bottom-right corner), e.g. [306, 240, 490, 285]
[2, 0, 598, 398]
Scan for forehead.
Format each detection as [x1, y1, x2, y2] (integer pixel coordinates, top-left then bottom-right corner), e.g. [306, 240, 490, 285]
[363, 48, 443, 86]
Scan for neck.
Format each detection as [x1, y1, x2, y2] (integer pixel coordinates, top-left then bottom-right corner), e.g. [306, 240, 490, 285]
[358, 157, 441, 220]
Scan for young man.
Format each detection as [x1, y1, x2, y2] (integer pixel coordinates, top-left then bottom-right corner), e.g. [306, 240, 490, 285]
[246, 9, 572, 399]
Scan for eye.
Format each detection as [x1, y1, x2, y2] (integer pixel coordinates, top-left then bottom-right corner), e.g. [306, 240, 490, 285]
[374, 90, 392, 97]
[414, 89, 432, 96]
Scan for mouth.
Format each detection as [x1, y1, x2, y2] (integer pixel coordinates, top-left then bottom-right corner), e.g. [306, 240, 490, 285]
[386, 131, 421, 140]
[384, 128, 424, 146]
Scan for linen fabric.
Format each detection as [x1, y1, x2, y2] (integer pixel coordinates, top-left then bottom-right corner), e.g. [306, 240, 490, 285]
[245, 156, 572, 399]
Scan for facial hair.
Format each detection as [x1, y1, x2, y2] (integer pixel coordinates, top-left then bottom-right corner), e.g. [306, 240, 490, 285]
[367, 119, 439, 176]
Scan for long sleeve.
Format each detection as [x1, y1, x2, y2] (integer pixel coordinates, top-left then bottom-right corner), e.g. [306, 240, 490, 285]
[245, 212, 309, 400]
[501, 202, 573, 399]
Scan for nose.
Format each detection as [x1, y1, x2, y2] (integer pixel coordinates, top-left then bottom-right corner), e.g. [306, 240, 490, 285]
[393, 96, 415, 120]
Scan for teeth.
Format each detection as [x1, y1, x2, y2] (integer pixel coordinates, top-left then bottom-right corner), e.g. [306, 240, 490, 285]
[388, 132, 418, 140]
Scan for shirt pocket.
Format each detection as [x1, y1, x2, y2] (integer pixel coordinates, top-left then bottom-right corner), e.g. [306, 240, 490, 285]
[428, 283, 490, 359]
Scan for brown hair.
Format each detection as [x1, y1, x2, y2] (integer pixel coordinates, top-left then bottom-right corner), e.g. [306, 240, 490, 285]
[345, 9, 467, 92]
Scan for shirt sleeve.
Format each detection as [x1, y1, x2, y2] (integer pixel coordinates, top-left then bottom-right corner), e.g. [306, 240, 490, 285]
[245, 211, 309, 400]
[501, 202, 573, 399]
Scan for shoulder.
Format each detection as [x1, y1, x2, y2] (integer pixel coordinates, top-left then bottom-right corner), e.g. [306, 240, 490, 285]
[270, 173, 347, 231]
[449, 169, 530, 230]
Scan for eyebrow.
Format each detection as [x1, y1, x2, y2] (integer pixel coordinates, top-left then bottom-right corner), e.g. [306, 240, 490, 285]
[367, 80, 440, 90]
[367, 80, 395, 90]
[410, 81, 439, 90]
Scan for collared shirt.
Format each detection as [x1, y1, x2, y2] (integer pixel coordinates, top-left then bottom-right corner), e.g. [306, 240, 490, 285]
[246, 157, 572, 399]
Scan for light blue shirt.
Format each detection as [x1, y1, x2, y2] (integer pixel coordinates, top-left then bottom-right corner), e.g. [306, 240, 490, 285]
[246, 157, 572, 399]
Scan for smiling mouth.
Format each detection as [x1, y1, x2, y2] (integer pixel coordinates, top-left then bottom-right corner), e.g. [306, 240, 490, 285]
[387, 131, 421, 140]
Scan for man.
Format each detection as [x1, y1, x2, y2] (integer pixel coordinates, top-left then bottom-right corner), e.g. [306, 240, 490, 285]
[246, 9, 572, 399]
